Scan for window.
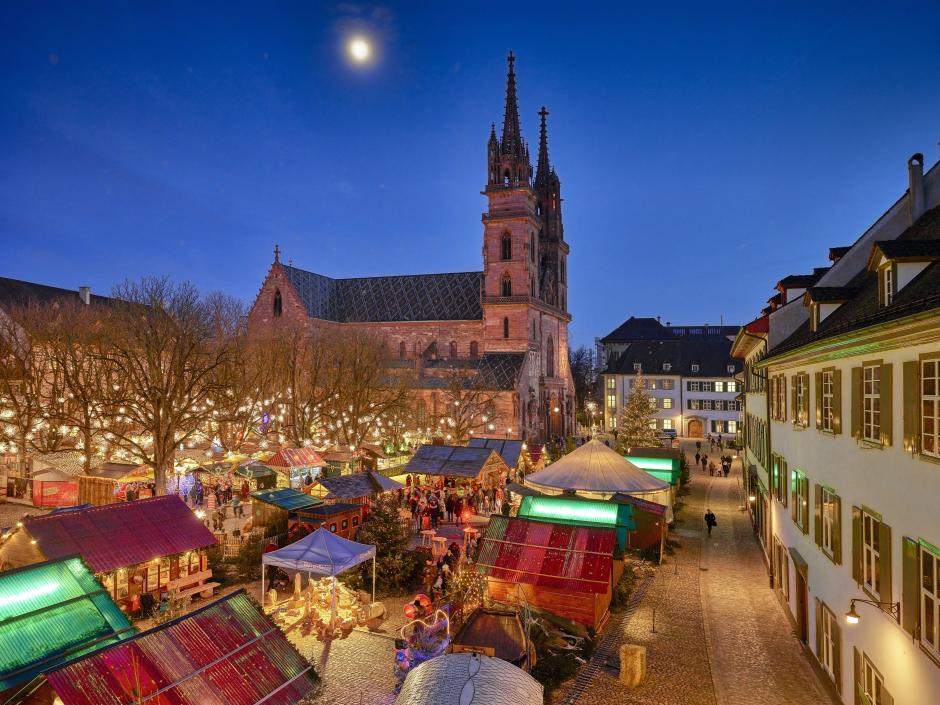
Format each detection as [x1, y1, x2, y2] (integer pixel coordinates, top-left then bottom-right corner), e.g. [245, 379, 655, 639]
[662, 419, 673, 430]
[862, 511, 881, 599]
[560, 259, 566, 284]
[771, 375, 788, 421]
[342, 519, 349, 530]
[399, 341, 406, 359]
[273, 289, 282, 318]
[688, 399, 701, 410]
[606, 377, 615, 390]
[727, 364, 735, 373]
[545, 337, 555, 377]
[633, 363, 641, 372]
[663, 363, 671, 371]
[661, 379, 674, 390]
[726, 381, 739, 393]
[689, 381, 701, 392]
[822, 370, 834, 432]
[921, 543, 940, 658]
[607, 394, 616, 409]
[147, 562, 158, 592]
[821, 487, 836, 558]
[818, 602, 838, 681]
[449, 341, 457, 359]
[530, 232, 535, 262]
[863, 365, 881, 442]
[352, 515, 359, 527]
[416, 400, 427, 427]
[923, 359, 940, 457]
[791, 469, 809, 532]
[662, 398, 673, 409]
[727, 420, 737, 433]
[691, 363, 700, 373]
[862, 654, 884, 705]
[882, 266, 894, 306]
[503, 317, 509, 339]
[795, 374, 808, 427]
[330, 523, 337, 532]
[714, 381, 725, 393]
[501, 233, 512, 260]
[159, 558, 170, 586]
[501, 273, 512, 296]
[469, 341, 479, 359]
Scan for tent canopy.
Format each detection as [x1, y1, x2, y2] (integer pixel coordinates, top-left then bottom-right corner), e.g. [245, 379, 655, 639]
[396, 653, 543, 705]
[262, 527, 375, 576]
[525, 439, 670, 495]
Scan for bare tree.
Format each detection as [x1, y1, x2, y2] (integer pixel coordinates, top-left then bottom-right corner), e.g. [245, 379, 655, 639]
[96, 277, 231, 493]
[568, 345, 595, 426]
[428, 365, 498, 444]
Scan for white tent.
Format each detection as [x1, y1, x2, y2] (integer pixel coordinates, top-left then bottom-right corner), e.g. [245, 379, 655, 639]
[261, 527, 377, 621]
[396, 652, 543, 705]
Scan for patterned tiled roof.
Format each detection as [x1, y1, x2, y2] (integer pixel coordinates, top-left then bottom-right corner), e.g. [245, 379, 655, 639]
[282, 265, 483, 322]
[473, 352, 526, 390]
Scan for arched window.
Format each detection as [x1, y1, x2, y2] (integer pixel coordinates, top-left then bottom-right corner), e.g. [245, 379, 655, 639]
[501, 234, 512, 260]
[503, 317, 509, 339]
[449, 341, 457, 359]
[469, 341, 479, 359]
[530, 233, 535, 262]
[501, 273, 512, 297]
[273, 289, 282, 318]
[546, 336, 554, 377]
[399, 341, 406, 359]
[536, 202, 543, 216]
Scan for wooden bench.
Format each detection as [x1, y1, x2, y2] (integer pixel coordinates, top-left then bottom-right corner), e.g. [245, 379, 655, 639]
[168, 569, 218, 601]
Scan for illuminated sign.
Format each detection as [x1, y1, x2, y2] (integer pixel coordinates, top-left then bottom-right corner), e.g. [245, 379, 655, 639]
[521, 497, 618, 525]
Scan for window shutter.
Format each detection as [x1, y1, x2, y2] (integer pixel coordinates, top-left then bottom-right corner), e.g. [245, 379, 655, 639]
[832, 495, 843, 565]
[901, 536, 920, 637]
[851, 366, 862, 439]
[882, 687, 894, 705]
[880, 363, 893, 447]
[790, 375, 798, 422]
[813, 484, 823, 546]
[833, 369, 843, 435]
[782, 459, 788, 508]
[814, 598, 823, 661]
[791, 471, 798, 523]
[853, 647, 862, 705]
[902, 361, 921, 453]
[815, 371, 823, 430]
[801, 475, 810, 534]
[879, 521, 893, 607]
[832, 615, 843, 694]
[801, 375, 810, 426]
[852, 506, 862, 584]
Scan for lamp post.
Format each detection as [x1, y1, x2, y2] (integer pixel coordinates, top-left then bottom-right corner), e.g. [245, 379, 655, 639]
[844, 597, 900, 624]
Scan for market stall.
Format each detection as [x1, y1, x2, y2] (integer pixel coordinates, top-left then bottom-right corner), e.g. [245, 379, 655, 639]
[289, 503, 363, 540]
[265, 447, 324, 488]
[235, 460, 277, 491]
[622, 446, 683, 486]
[403, 444, 510, 491]
[396, 652, 543, 705]
[250, 487, 323, 528]
[309, 470, 403, 507]
[468, 438, 540, 478]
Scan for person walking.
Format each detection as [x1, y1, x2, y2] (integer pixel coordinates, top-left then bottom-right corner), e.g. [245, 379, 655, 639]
[695, 451, 701, 466]
[704, 509, 717, 536]
[700, 455, 708, 473]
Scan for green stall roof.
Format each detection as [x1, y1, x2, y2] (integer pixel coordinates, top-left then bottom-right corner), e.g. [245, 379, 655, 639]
[250, 487, 323, 511]
[624, 455, 681, 485]
[0, 556, 135, 692]
[517, 495, 635, 531]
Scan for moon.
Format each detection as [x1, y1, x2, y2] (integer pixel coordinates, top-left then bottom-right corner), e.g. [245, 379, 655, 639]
[348, 37, 371, 63]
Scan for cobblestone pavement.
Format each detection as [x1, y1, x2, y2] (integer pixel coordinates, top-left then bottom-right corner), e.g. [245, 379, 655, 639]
[557, 440, 837, 705]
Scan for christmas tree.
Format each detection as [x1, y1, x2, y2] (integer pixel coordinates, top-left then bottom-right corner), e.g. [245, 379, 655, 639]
[617, 371, 660, 452]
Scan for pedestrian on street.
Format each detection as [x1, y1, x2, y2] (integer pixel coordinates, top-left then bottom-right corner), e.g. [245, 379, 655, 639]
[708, 461, 716, 476]
[700, 455, 707, 472]
[723, 463, 730, 478]
[695, 451, 701, 466]
[705, 509, 717, 536]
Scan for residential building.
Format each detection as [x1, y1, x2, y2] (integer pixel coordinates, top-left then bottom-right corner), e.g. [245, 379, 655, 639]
[741, 151, 940, 704]
[247, 53, 575, 441]
[599, 317, 742, 438]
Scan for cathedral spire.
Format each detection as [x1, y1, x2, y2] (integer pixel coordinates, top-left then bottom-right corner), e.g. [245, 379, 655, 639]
[500, 51, 524, 158]
[535, 106, 551, 188]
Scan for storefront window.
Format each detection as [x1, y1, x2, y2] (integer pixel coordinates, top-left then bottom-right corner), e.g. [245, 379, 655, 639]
[116, 568, 129, 599]
[146, 562, 158, 591]
[160, 557, 170, 587]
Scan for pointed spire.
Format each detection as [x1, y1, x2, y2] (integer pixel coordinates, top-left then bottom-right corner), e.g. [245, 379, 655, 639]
[274, 244, 281, 263]
[500, 50, 524, 157]
[535, 106, 551, 187]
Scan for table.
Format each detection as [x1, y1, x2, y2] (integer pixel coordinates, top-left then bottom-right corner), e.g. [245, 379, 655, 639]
[420, 529, 436, 547]
[432, 536, 448, 558]
[463, 527, 480, 547]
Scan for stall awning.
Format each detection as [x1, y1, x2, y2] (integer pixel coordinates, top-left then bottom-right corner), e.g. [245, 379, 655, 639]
[405, 445, 506, 479]
[265, 447, 324, 470]
[235, 461, 275, 479]
[262, 527, 375, 575]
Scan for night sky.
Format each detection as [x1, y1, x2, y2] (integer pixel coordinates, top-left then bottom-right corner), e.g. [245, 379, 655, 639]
[3, 2, 940, 347]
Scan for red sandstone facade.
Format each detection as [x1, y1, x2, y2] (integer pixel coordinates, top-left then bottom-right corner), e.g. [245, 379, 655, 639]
[247, 53, 574, 442]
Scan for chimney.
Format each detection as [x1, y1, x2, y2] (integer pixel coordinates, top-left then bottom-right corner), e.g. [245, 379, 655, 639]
[78, 286, 91, 305]
[909, 153, 925, 224]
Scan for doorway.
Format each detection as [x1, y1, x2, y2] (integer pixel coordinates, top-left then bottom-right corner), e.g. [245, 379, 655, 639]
[687, 419, 704, 438]
[795, 570, 809, 643]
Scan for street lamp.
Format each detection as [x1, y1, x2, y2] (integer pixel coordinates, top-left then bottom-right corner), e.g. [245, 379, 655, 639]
[844, 598, 900, 624]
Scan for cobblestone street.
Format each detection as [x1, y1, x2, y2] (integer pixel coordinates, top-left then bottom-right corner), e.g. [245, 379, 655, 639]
[558, 441, 837, 705]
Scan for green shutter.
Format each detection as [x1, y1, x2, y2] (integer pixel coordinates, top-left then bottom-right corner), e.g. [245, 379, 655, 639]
[853, 647, 862, 705]
[880, 363, 893, 447]
[879, 521, 892, 606]
[851, 366, 863, 439]
[852, 506, 862, 584]
[901, 536, 919, 637]
[782, 459, 788, 508]
[832, 615, 843, 694]
[801, 475, 810, 534]
[815, 371, 823, 430]
[791, 375, 798, 423]
[832, 494, 843, 565]
[814, 483, 823, 546]
[791, 470, 798, 523]
[833, 369, 843, 435]
[814, 597, 823, 661]
[903, 361, 921, 453]
[802, 374, 810, 427]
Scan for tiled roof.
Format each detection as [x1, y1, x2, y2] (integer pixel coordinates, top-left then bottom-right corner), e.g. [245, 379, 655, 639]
[413, 353, 525, 392]
[475, 514, 616, 594]
[405, 445, 501, 478]
[601, 316, 738, 344]
[769, 206, 940, 358]
[250, 488, 323, 511]
[44, 590, 317, 705]
[294, 503, 361, 518]
[0, 277, 111, 310]
[804, 286, 860, 303]
[871, 239, 940, 261]
[603, 338, 740, 377]
[468, 438, 524, 467]
[0, 557, 134, 692]
[314, 471, 403, 500]
[282, 264, 483, 322]
[265, 447, 324, 469]
[24, 496, 217, 573]
[777, 272, 824, 289]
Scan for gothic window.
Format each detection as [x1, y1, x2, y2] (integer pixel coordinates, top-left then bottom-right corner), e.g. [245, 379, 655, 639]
[470, 341, 479, 359]
[503, 171, 510, 185]
[530, 232, 535, 262]
[501, 273, 512, 297]
[503, 317, 509, 339]
[536, 202, 543, 216]
[399, 341, 406, 359]
[546, 336, 554, 378]
[501, 233, 512, 260]
[449, 341, 457, 359]
[273, 289, 282, 318]
[560, 259, 566, 284]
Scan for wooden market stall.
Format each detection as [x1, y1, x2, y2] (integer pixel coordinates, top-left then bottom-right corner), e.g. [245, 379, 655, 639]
[468, 438, 541, 477]
[0, 496, 218, 617]
[28, 451, 84, 508]
[250, 487, 323, 529]
[622, 446, 683, 486]
[235, 460, 278, 492]
[309, 470, 404, 507]
[403, 444, 510, 490]
[265, 447, 324, 488]
[289, 503, 363, 540]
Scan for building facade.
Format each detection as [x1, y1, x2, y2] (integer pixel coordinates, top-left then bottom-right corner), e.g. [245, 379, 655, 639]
[740, 152, 940, 704]
[598, 318, 742, 438]
[246, 53, 575, 442]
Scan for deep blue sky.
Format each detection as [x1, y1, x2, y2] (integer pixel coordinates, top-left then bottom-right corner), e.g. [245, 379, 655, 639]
[3, 2, 940, 347]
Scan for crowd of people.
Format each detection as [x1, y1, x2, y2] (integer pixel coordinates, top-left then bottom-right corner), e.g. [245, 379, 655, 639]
[403, 475, 511, 532]
[694, 435, 736, 478]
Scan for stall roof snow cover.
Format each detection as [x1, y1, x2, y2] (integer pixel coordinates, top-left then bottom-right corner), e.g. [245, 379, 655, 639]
[262, 526, 375, 575]
[525, 439, 670, 495]
[396, 652, 543, 705]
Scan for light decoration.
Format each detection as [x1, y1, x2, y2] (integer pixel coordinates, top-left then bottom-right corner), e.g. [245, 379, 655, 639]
[625, 455, 680, 484]
[519, 496, 619, 525]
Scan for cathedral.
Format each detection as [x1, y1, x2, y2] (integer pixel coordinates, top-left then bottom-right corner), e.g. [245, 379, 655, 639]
[247, 52, 574, 442]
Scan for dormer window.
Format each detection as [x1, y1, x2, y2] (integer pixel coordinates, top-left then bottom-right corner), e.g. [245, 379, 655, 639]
[727, 364, 735, 373]
[881, 264, 894, 306]
[633, 363, 641, 372]
[691, 363, 700, 373]
[663, 363, 671, 372]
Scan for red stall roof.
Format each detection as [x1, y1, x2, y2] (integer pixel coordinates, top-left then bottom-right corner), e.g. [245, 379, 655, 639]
[265, 447, 324, 469]
[45, 590, 318, 705]
[24, 495, 217, 573]
[476, 515, 616, 594]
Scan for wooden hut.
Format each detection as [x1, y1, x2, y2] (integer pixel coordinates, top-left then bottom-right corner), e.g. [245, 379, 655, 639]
[289, 503, 363, 540]
[0, 496, 218, 616]
[404, 445, 509, 489]
[250, 487, 322, 529]
[467, 438, 540, 477]
[265, 447, 324, 488]
[476, 515, 620, 631]
[29, 451, 83, 508]
[309, 470, 404, 507]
